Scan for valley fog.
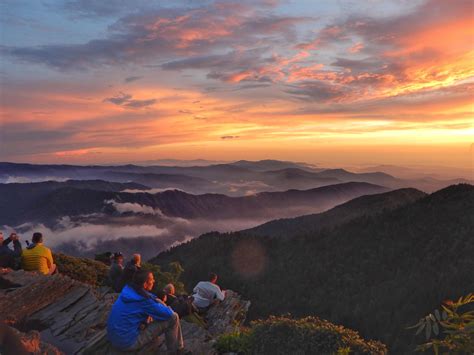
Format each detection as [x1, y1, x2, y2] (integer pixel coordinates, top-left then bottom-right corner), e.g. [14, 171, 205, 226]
[7, 215, 269, 260]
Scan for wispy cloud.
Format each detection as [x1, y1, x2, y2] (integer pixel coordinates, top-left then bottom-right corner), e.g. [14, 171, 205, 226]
[103, 92, 157, 108]
[104, 199, 164, 215]
[4, 2, 308, 71]
[124, 76, 142, 83]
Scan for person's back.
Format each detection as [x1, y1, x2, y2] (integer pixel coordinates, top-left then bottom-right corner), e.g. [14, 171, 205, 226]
[21, 233, 55, 275]
[108, 253, 124, 292]
[164, 283, 194, 318]
[121, 254, 141, 287]
[192, 273, 225, 309]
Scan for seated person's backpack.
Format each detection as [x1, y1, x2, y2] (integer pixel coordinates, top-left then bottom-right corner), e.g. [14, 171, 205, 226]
[166, 294, 195, 318]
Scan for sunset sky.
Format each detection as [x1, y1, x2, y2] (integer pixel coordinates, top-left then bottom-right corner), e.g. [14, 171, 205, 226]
[0, 0, 473, 168]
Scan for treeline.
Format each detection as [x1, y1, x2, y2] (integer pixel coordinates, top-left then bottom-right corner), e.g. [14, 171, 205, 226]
[153, 184, 474, 353]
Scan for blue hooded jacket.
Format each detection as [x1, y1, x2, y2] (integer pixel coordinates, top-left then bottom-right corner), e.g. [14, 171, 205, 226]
[107, 285, 174, 350]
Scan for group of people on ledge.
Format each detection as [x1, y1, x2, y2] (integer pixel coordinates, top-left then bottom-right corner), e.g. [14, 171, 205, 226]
[0, 231, 57, 275]
[0, 231, 227, 354]
[107, 252, 226, 353]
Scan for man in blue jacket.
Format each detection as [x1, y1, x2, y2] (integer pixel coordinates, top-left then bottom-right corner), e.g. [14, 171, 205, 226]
[107, 269, 185, 353]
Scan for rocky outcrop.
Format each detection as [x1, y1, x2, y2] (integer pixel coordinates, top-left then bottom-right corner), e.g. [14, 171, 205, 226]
[0, 269, 250, 354]
[0, 324, 63, 355]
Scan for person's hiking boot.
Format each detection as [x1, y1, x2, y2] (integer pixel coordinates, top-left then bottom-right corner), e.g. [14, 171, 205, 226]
[176, 348, 192, 355]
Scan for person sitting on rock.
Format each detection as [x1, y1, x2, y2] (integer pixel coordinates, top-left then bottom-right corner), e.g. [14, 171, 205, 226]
[21, 232, 56, 275]
[164, 283, 178, 305]
[0, 232, 22, 269]
[121, 253, 141, 287]
[107, 269, 186, 354]
[156, 289, 168, 303]
[108, 252, 124, 292]
[164, 283, 195, 318]
[192, 272, 225, 311]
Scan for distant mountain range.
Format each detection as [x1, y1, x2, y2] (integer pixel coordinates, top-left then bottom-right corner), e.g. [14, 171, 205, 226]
[0, 180, 387, 227]
[152, 183, 474, 353]
[229, 159, 320, 171]
[124, 158, 229, 167]
[1, 161, 469, 195]
[354, 164, 473, 180]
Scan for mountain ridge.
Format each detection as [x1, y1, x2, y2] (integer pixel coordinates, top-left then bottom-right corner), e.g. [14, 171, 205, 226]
[0, 181, 388, 226]
[243, 187, 427, 238]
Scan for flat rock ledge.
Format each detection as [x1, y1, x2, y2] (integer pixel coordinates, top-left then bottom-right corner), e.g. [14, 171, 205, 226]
[0, 270, 250, 354]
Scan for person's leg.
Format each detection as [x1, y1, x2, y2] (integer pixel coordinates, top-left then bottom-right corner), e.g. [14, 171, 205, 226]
[164, 312, 184, 353]
[48, 264, 57, 275]
[127, 314, 184, 352]
[127, 321, 167, 351]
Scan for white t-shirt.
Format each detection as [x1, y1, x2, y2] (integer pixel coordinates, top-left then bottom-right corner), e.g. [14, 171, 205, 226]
[192, 281, 225, 308]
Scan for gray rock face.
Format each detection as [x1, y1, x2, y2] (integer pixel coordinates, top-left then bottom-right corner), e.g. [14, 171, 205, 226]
[0, 270, 250, 354]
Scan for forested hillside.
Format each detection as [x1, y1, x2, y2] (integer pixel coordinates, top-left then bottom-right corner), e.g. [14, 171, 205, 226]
[244, 188, 426, 238]
[153, 184, 474, 353]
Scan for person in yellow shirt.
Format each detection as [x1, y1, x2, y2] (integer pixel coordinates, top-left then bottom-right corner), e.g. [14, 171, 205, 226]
[21, 232, 57, 275]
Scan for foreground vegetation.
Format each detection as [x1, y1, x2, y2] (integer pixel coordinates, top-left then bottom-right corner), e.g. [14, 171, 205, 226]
[411, 293, 474, 354]
[55, 252, 109, 286]
[215, 315, 387, 355]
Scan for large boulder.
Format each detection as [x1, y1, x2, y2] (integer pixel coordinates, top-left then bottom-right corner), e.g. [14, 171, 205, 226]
[0, 269, 250, 354]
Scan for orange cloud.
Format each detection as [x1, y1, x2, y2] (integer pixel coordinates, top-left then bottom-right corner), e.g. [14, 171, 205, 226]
[54, 148, 99, 157]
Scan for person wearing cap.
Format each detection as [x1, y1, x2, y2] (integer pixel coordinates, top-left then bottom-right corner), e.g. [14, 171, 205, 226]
[21, 232, 56, 275]
[109, 252, 124, 292]
[0, 232, 22, 268]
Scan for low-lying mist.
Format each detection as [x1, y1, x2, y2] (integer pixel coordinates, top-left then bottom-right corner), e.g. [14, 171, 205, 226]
[3, 214, 269, 261]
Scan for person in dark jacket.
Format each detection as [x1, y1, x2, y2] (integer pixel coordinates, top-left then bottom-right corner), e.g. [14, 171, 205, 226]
[107, 270, 185, 353]
[108, 252, 124, 292]
[163, 283, 195, 318]
[121, 253, 141, 287]
[0, 232, 22, 269]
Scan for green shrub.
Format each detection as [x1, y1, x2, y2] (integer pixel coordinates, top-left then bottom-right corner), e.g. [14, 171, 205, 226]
[54, 253, 185, 293]
[216, 316, 387, 355]
[54, 253, 109, 286]
[142, 261, 185, 294]
[411, 293, 474, 354]
[215, 330, 251, 354]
